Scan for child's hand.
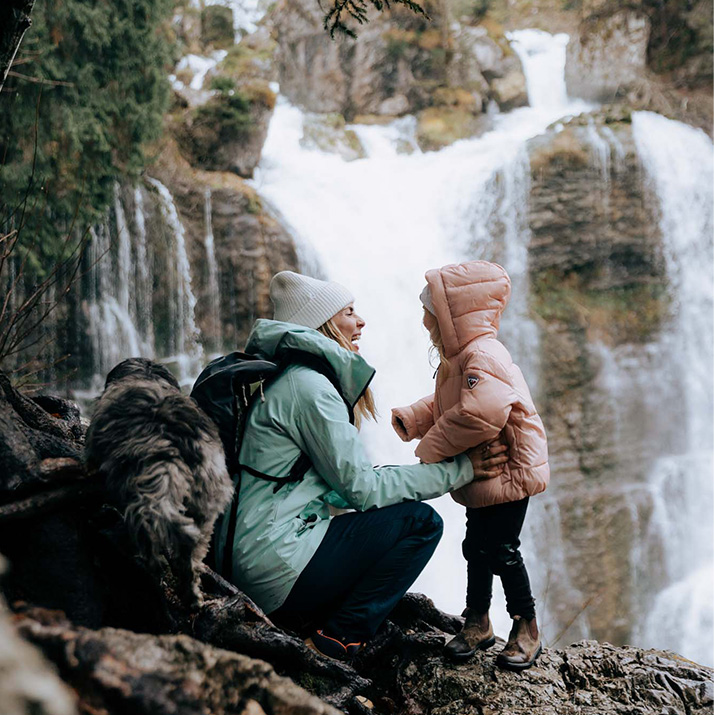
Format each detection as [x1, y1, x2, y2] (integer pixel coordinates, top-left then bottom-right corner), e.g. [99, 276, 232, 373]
[391, 412, 409, 441]
[466, 441, 509, 480]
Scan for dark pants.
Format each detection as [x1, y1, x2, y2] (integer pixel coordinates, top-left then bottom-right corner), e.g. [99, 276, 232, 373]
[271, 501, 443, 640]
[464, 497, 536, 620]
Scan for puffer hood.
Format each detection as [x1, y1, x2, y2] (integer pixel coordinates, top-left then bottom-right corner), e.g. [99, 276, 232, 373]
[425, 261, 511, 357]
[244, 319, 375, 408]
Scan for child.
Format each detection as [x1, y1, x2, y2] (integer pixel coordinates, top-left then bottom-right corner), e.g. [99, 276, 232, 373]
[391, 260, 550, 671]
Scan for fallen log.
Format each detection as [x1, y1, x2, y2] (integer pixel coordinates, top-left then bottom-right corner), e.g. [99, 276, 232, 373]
[0, 480, 102, 523]
[17, 607, 344, 715]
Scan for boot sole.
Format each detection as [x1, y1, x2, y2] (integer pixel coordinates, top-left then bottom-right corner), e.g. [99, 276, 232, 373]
[446, 635, 497, 662]
[496, 642, 543, 671]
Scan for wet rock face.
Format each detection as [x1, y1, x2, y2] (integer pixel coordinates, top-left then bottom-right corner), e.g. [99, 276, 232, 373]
[565, 1, 713, 133]
[300, 113, 367, 161]
[565, 10, 651, 102]
[149, 142, 299, 354]
[526, 115, 671, 644]
[270, 0, 526, 139]
[528, 116, 664, 298]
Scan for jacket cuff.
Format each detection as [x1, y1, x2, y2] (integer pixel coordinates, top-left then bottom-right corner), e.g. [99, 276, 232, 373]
[392, 406, 418, 441]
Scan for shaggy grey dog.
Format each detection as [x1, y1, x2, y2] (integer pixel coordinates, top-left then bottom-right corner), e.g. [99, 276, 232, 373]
[84, 358, 233, 607]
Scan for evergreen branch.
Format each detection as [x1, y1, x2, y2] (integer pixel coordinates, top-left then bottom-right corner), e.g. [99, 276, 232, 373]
[322, 0, 426, 37]
[6, 71, 74, 87]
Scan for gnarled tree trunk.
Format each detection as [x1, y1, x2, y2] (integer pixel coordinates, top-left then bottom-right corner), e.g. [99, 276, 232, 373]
[0, 0, 36, 94]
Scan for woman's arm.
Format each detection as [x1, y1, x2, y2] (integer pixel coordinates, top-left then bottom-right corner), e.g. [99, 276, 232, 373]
[391, 394, 435, 441]
[415, 351, 514, 464]
[290, 376, 473, 512]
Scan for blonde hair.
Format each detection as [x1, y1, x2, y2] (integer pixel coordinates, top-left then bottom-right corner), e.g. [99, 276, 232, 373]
[424, 307, 449, 377]
[317, 318, 378, 430]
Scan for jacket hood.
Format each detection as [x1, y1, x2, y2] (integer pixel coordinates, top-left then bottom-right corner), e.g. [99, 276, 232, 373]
[425, 261, 511, 357]
[245, 320, 375, 407]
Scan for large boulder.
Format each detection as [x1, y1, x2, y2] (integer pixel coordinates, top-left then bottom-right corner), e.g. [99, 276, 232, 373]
[175, 81, 276, 178]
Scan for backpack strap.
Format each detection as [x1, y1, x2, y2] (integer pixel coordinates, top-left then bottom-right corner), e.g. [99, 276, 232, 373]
[221, 452, 312, 581]
[220, 352, 350, 582]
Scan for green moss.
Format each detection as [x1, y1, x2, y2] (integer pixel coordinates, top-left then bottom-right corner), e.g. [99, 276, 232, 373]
[245, 193, 263, 214]
[220, 41, 276, 77]
[531, 269, 670, 344]
[210, 75, 236, 95]
[194, 93, 253, 140]
[201, 5, 234, 49]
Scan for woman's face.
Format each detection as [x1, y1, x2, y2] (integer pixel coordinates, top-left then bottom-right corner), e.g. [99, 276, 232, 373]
[332, 303, 365, 352]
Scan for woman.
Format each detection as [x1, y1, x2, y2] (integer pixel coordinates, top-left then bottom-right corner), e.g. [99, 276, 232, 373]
[215, 270, 508, 661]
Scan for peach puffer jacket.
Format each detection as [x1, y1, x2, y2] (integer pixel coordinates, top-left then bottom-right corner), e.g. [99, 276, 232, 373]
[392, 261, 550, 508]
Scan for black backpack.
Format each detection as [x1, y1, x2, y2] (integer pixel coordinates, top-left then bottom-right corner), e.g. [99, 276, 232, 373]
[190, 349, 353, 579]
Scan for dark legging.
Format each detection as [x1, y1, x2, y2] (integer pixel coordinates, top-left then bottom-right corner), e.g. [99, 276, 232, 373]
[463, 497, 536, 620]
[271, 500, 443, 640]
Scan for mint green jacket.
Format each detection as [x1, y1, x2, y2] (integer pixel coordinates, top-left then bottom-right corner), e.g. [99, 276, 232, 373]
[214, 320, 474, 613]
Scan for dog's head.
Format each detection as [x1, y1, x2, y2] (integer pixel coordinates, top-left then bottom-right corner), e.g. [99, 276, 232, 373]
[104, 358, 180, 392]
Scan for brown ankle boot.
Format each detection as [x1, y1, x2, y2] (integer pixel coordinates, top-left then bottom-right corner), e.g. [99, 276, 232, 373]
[496, 615, 542, 671]
[444, 609, 495, 661]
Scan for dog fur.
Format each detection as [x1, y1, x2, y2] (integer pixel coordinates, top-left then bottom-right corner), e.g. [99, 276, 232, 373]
[84, 358, 233, 607]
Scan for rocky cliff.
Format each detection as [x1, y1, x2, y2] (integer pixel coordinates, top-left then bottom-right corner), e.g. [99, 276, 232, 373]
[270, 0, 527, 149]
[523, 106, 709, 652]
[565, 0, 713, 134]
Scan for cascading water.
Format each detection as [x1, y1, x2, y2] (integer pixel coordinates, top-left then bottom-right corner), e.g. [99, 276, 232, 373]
[85, 208, 147, 386]
[147, 178, 203, 384]
[631, 111, 714, 666]
[133, 186, 154, 350]
[252, 29, 592, 642]
[204, 188, 222, 353]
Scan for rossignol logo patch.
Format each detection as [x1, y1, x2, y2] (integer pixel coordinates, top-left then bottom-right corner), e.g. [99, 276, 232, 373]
[467, 375, 479, 389]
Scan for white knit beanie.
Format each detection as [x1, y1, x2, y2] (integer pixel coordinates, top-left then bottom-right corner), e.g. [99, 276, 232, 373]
[419, 284, 435, 315]
[270, 271, 354, 330]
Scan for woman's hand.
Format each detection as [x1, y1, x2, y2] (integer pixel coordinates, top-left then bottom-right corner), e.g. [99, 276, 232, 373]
[391, 412, 409, 442]
[466, 440, 509, 480]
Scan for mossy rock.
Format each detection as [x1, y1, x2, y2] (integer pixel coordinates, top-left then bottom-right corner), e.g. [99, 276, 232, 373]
[416, 106, 491, 151]
[201, 5, 234, 50]
[530, 127, 590, 173]
[531, 268, 671, 344]
[433, 86, 481, 111]
[220, 35, 277, 83]
[300, 113, 366, 161]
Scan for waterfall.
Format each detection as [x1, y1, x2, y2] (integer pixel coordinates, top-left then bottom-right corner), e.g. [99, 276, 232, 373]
[631, 111, 714, 666]
[204, 188, 222, 353]
[85, 220, 144, 384]
[133, 186, 154, 350]
[146, 178, 202, 384]
[115, 184, 134, 321]
[508, 30, 570, 110]
[252, 29, 592, 641]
